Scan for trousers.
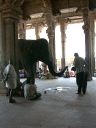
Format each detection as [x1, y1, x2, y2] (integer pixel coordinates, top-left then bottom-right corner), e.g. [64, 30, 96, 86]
[76, 71, 88, 94]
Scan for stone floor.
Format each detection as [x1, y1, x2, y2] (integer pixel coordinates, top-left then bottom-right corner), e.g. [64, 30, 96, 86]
[0, 77, 96, 128]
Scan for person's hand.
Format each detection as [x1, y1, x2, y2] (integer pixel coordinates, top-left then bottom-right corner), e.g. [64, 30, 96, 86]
[71, 67, 76, 71]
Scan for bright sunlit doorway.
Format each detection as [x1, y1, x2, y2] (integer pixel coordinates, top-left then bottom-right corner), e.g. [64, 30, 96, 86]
[25, 22, 85, 71]
[55, 22, 85, 70]
[65, 22, 85, 67]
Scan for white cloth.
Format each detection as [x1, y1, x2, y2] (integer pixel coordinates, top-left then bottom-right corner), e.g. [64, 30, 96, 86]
[24, 84, 37, 99]
[3, 64, 17, 89]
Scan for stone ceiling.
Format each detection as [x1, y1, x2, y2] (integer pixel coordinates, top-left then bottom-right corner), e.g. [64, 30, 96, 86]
[22, 0, 96, 18]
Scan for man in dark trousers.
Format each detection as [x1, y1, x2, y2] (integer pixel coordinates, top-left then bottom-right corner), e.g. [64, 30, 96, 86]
[73, 53, 88, 95]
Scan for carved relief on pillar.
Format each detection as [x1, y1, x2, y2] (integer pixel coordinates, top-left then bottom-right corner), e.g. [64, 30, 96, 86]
[82, 8, 90, 33]
[46, 27, 54, 39]
[42, 0, 52, 12]
[35, 23, 44, 39]
[0, 0, 24, 20]
[18, 20, 26, 39]
[42, 0, 55, 38]
[46, 16, 55, 40]
[44, 7, 55, 43]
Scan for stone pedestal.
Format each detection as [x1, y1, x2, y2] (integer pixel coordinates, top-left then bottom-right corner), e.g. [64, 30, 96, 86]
[0, 81, 7, 95]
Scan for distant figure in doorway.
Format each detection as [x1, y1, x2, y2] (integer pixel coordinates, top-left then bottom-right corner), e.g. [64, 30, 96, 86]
[73, 53, 88, 95]
[3, 61, 17, 103]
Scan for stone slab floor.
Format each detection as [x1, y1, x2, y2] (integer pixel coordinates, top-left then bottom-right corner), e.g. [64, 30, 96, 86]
[0, 77, 96, 128]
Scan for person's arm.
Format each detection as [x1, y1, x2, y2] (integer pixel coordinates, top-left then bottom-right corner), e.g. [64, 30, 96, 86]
[3, 64, 10, 82]
[4, 73, 9, 81]
[73, 58, 76, 67]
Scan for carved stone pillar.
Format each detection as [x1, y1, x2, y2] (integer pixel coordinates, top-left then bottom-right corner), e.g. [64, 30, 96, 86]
[0, 0, 24, 94]
[43, 1, 56, 69]
[82, 8, 92, 80]
[60, 20, 67, 69]
[35, 24, 41, 72]
[89, 14, 95, 76]
[35, 23, 41, 39]
[18, 21, 26, 39]
[46, 20, 55, 63]
[0, 12, 4, 68]
[1, 0, 23, 68]
[4, 18, 18, 66]
[46, 21, 56, 67]
[0, 1, 24, 87]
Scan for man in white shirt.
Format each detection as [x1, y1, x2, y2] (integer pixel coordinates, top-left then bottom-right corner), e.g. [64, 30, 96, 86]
[3, 61, 17, 103]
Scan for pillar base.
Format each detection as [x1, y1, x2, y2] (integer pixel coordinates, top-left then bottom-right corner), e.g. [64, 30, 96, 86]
[87, 73, 92, 81]
[0, 81, 7, 95]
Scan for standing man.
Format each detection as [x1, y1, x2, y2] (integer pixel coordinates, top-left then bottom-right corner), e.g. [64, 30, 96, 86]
[73, 53, 88, 95]
[3, 60, 17, 103]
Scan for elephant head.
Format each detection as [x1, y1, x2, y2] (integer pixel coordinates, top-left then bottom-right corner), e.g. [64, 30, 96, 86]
[17, 38, 68, 84]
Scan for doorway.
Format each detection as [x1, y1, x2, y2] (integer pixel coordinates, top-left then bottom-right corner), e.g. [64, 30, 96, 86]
[65, 22, 85, 67]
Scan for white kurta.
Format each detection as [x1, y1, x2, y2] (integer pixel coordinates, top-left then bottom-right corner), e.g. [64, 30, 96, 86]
[3, 64, 17, 89]
[24, 84, 37, 99]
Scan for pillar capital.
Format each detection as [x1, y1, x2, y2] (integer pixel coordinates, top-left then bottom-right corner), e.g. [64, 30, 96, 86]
[82, 7, 90, 33]
[0, 0, 24, 20]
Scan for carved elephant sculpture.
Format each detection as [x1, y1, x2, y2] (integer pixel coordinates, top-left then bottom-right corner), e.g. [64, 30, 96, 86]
[17, 38, 68, 84]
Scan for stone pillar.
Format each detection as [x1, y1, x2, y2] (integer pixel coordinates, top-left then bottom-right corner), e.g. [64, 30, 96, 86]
[35, 24, 41, 72]
[0, 0, 24, 94]
[46, 20, 56, 70]
[0, 12, 4, 68]
[35, 23, 41, 39]
[3, 18, 17, 66]
[43, 0, 56, 69]
[18, 21, 26, 39]
[82, 8, 92, 80]
[1, 0, 24, 68]
[60, 20, 67, 69]
[0, 3, 6, 94]
[89, 14, 95, 76]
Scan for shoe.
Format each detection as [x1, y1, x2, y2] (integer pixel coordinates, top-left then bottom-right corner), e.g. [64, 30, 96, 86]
[9, 98, 16, 103]
[76, 92, 81, 94]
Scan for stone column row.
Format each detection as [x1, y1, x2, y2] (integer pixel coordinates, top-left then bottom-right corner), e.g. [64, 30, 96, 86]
[82, 8, 94, 80]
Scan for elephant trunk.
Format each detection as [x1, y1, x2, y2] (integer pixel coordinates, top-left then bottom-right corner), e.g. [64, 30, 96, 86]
[48, 61, 68, 77]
